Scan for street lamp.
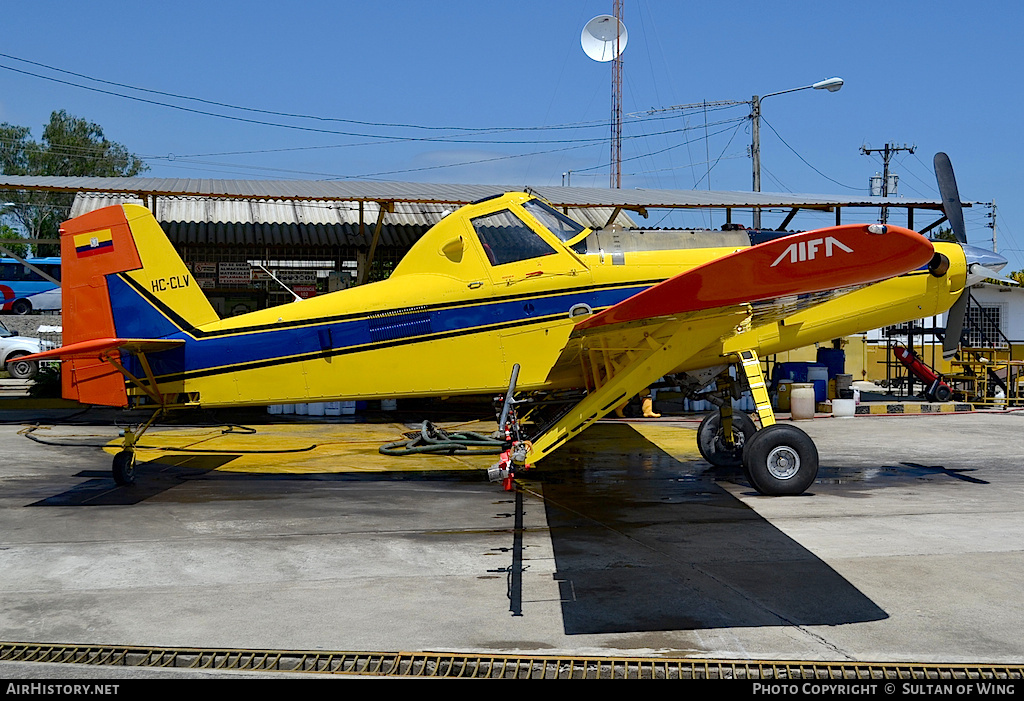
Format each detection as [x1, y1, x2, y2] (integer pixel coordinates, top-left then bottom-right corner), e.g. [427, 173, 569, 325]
[751, 76, 843, 229]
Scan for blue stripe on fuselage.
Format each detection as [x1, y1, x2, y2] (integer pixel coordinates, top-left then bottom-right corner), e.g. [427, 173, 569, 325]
[106, 274, 649, 381]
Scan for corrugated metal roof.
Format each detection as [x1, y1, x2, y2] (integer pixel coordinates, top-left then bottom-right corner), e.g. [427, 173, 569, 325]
[160, 220, 438, 249]
[3, 175, 959, 212]
[68, 193, 637, 249]
[69, 193, 454, 226]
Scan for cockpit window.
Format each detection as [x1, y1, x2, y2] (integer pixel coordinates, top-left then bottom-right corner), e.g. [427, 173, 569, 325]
[522, 199, 588, 243]
[472, 209, 558, 266]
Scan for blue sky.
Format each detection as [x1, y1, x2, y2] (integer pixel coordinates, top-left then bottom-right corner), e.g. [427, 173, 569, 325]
[2, 1, 1023, 268]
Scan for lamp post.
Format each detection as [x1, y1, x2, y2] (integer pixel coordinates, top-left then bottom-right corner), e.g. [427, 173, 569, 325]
[751, 76, 843, 229]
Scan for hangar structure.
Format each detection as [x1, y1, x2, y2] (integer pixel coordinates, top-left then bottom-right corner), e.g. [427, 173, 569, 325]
[0, 175, 961, 311]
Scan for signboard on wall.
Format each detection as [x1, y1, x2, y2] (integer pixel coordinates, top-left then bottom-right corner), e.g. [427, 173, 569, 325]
[190, 261, 217, 289]
[275, 269, 317, 285]
[217, 262, 252, 286]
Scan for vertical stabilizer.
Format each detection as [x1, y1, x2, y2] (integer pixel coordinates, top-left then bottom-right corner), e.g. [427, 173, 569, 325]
[58, 204, 218, 405]
[113, 205, 219, 336]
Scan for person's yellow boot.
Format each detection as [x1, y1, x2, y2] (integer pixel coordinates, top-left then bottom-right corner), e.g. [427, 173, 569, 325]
[642, 397, 660, 418]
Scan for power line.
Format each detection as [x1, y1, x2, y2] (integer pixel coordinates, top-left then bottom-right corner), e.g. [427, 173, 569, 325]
[0, 51, 732, 144]
[0, 52, 609, 134]
[761, 117, 861, 191]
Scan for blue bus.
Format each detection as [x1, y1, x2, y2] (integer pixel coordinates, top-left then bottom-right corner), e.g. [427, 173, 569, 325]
[0, 257, 62, 315]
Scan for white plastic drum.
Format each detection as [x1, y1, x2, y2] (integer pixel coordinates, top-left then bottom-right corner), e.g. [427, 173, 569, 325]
[789, 383, 816, 420]
[832, 398, 856, 418]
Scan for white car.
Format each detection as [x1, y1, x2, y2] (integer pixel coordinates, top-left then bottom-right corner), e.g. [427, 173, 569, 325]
[0, 320, 53, 379]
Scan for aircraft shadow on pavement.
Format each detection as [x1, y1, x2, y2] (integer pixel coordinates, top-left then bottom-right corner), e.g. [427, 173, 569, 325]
[29, 454, 242, 506]
[29, 451, 493, 507]
[531, 423, 888, 634]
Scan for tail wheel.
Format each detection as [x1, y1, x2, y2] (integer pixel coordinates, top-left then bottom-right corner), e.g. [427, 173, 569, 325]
[112, 450, 137, 486]
[742, 424, 818, 496]
[697, 411, 756, 467]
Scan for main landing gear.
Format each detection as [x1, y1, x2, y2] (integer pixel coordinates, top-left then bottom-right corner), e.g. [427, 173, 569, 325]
[695, 350, 819, 496]
[487, 350, 819, 497]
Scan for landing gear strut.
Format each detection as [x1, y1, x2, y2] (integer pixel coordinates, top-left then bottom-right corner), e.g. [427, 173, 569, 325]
[697, 411, 756, 466]
[111, 409, 162, 486]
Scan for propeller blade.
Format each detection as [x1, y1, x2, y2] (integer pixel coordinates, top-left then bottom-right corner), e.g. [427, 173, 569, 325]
[967, 264, 1020, 287]
[934, 152, 967, 244]
[943, 291, 970, 360]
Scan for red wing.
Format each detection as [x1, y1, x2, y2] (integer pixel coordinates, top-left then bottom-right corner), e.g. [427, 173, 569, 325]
[576, 224, 934, 332]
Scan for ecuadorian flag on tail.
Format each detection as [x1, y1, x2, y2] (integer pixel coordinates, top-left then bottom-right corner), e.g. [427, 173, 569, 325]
[74, 229, 114, 258]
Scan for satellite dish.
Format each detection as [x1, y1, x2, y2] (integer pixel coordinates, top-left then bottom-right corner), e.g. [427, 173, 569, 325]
[581, 15, 627, 62]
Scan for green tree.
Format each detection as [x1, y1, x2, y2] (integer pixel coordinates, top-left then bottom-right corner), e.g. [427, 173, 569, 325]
[0, 224, 28, 258]
[0, 110, 147, 254]
[931, 227, 958, 243]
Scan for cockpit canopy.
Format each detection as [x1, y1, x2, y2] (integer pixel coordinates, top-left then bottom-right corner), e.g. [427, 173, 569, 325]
[390, 193, 590, 280]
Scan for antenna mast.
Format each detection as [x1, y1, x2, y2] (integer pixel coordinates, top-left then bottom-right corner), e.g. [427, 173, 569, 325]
[581, 10, 627, 188]
[610, 0, 623, 188]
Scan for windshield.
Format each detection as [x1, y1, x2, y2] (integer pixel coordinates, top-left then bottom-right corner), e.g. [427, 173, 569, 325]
[472, 209, 558, 266]
[522, 199, 588, 243]
[0, 322, 10, 338]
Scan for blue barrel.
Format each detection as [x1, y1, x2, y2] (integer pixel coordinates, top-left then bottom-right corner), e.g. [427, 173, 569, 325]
[774, 362, 811, 384]
[807, 365, 829, 402]
[816, 348, 846, 379]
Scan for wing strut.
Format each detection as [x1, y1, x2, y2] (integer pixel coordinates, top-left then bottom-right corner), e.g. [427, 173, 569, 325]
[526, 312, 749, 468]
[101, 349, 165, 406]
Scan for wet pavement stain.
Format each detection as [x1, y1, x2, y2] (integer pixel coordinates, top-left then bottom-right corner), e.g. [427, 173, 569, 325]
[524, 423, 887, 634]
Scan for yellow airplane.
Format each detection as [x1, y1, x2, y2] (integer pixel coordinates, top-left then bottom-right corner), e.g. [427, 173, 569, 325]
[26, 153, 996, 496]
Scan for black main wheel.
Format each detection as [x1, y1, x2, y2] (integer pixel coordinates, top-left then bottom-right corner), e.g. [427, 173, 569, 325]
[742, 424, 818, 496]
[112, 450, 137, 486]
[697, 411, 757, 467]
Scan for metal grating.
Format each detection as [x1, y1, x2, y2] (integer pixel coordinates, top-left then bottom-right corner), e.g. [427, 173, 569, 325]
[965, 304, 1007, 348]
[2, 643, 1022, 680]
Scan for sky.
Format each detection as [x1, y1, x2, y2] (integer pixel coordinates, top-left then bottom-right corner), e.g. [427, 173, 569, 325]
[2, 0, 1023, 268]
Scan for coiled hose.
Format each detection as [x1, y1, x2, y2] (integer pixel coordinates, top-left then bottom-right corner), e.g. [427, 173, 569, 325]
[379, 420, 506, 456]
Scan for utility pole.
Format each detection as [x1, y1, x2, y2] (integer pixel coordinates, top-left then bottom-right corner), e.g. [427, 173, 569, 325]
[750, 77, 843, 228]
[987, 200, 997, 252]
[860, 142, 915, 223]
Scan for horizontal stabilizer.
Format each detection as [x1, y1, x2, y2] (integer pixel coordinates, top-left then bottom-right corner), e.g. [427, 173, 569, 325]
[20, 337, 185, 362]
